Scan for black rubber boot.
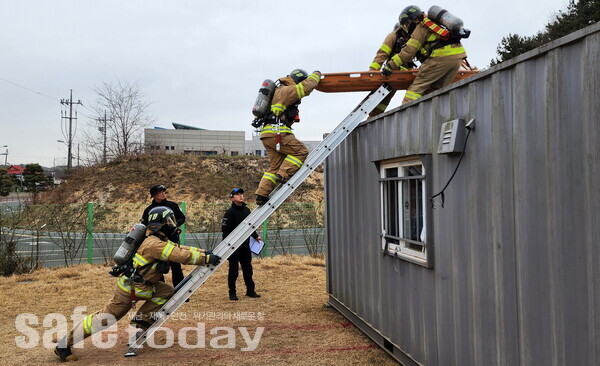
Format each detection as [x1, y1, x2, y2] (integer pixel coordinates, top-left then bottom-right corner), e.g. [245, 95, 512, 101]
[130, 318, 153, 330]
[54, 345, 78, 362]
[256, 195, 269, 205]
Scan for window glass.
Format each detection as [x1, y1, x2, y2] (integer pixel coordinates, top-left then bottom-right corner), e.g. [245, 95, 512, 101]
[379, 159, 428, 265]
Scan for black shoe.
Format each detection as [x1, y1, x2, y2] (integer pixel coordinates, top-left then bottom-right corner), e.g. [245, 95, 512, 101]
[54, 346, 78, 362]
[256, 195, 269, 206]
[275, 174, 288, 184]
[130, 318, 153, 330]
[246, 291, 261, 298]
[229, 294, 239, 301]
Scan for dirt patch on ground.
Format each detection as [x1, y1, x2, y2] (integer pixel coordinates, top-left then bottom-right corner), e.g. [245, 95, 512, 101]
[1, 256, 396, 365]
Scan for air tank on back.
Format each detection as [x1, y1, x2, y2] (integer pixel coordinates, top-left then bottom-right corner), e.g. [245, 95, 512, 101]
[252, 79, 276, 118]
[113, 223, 146, 265]
[427, 5, 463, 32]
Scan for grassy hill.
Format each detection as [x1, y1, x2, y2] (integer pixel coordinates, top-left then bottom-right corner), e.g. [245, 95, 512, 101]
[38, 154, 324, 204]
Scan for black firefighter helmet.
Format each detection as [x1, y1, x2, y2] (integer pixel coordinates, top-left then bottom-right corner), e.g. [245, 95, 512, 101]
[289, 69, 308, 84]
[399, 5, 422, 26]
[147, 206, 177, 234]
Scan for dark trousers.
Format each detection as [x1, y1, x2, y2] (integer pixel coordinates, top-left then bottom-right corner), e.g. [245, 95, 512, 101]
[162, 236, 184, 287]
[169, 262, 184, 287]
[228, 248, 254, 295]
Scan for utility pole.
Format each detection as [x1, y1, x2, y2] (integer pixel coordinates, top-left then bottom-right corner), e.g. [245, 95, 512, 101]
[60, 90, 82, 170]
[0, 145, 7, 166]
[97, 111, 112, 164]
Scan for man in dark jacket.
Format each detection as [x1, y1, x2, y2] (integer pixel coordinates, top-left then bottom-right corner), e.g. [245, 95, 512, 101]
[141, 184, 186, 287]
[222, 188, 261, 300]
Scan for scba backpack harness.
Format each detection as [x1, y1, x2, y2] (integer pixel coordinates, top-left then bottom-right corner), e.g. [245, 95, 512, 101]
[110, 223, 170, 308]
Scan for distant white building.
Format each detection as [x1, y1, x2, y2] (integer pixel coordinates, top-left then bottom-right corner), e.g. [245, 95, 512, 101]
[145, 123, 322, 157]
[145, 125, 245, 156]
[245, 131, 322, 157]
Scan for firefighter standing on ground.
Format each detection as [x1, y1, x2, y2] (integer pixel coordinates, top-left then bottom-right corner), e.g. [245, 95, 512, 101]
[255, 69, 321, 205]
[222, 188, 261, 300]
[368, 23, 413, 117]
[55, 206, 220, 362]
[382, 5, 467, 104]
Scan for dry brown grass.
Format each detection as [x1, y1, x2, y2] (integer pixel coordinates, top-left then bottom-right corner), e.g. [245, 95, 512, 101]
[1, 256, 396, 365]
[38, 155, 324, 205]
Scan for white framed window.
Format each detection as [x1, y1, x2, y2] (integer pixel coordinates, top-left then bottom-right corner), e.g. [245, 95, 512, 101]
[380, 158, 429, 266]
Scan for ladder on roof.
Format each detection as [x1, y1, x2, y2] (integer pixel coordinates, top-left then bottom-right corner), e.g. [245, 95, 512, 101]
[124, 83, 391, 357]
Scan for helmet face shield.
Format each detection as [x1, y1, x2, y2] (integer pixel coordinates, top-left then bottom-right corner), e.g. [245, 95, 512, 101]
[165, 214, 177, 228]
[147, 206, 176, 233]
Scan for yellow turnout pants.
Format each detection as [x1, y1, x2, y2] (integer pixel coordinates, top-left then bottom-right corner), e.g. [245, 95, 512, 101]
[402, 57, 463, 104]
[255, 133, 309, 197]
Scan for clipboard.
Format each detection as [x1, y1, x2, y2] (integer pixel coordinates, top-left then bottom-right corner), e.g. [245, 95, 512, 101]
[249, 237, 265, 255]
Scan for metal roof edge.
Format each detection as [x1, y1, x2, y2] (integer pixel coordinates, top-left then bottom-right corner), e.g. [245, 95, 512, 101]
[360, 21, 600, 127]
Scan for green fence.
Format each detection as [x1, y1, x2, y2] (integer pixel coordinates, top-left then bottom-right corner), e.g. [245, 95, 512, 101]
[0, 202, 326, 271]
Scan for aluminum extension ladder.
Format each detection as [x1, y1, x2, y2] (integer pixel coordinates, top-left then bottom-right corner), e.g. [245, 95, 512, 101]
[125, 83, 391, 357]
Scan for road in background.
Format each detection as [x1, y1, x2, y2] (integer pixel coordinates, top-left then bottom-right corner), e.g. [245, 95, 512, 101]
[11, 228, 326, 268]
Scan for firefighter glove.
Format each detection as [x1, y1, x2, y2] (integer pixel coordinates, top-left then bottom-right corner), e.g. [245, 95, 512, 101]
[271, 105, 284, 117]
[382, 65, 393, 76]
[204, 251, 221, 265]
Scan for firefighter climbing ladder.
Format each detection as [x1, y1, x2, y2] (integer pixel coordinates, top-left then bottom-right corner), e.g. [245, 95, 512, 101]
[125, 83, 391, 357]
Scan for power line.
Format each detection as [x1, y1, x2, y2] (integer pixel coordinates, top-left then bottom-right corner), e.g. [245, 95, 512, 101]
[0, 76, 58, 102]
[0, 76, 97, 118]
[72, 89, 97, 115]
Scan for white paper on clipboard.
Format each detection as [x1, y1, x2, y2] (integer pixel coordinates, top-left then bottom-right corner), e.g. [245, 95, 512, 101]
[249, 237, 265, 255]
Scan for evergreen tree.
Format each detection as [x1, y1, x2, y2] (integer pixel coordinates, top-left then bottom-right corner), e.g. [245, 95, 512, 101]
[22, 164, 52, 192]
[491, 0, 600, 66]
[0, 169, 14, 196]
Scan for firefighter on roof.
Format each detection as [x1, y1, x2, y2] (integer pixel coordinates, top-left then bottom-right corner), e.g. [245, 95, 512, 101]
[54, 206, 221, 362]
[368, 22, 413, 117]
[255, 68, 321, 206]
[383, 5, 467, 104]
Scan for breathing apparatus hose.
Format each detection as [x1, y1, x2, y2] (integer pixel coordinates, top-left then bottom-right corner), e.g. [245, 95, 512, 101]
[275, 117, 282, 151]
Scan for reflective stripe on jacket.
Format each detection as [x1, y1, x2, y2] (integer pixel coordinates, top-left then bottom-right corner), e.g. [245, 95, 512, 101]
[260, 124, 294, 137]
[261, 72, 320, 138]
[369, 27, 413, 71]
[370, 30, 398, 70]
[391, 19, 467, 68]
[116, 234, 206, 297]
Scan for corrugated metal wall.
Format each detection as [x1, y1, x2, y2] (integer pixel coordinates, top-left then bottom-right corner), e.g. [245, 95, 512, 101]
[325, 23, 600, 366]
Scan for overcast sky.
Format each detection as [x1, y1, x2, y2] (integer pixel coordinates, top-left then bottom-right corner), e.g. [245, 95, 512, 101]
[1, 0, 570, 167]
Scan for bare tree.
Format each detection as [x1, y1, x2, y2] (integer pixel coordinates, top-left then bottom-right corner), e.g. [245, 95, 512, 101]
[295, 202, 325, 257]
[267, 208, 294, 256]
[0, 205, 34, 275]
[91, 79, 153, 160]
[79, 129, 105, 165]
[44, 204, 88, 266]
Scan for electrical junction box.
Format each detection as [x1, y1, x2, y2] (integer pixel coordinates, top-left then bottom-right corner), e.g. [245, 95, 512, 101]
[437, 118, 465, 155]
